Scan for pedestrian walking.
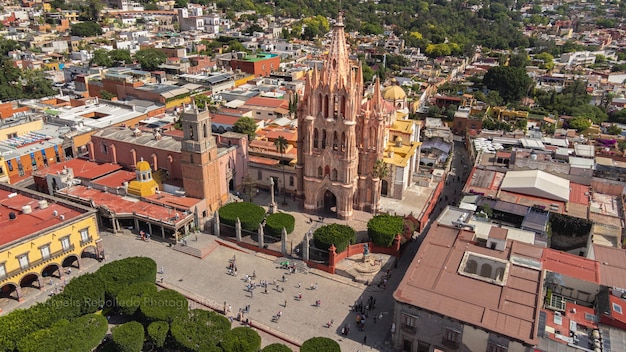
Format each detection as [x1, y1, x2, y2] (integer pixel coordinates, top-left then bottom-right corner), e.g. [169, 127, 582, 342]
[228, 305, 231, 313]
[265, 286, 268, 294]
[374, 315, 377, 324]
[363, 336, 367, 345]
[160, 266, 164, 274]
[297, 282, 301, 288]
[282, 274, 286, 282]
[284, 299, 287, 307]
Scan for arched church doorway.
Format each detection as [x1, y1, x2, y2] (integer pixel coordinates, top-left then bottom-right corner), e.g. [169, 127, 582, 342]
[229, 179, 234, 191]
[381, 180, 389, 196]
[323, 190, 337, 215]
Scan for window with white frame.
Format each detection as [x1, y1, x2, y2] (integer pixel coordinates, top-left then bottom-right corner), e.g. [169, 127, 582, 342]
[442, 328, 460, 347]
[0, 263, 6, 278]
[80, 228, 90, 243]
[18, 254, 29, 270]
[61, 236, 71, 251]
[40, 245, 51, 260]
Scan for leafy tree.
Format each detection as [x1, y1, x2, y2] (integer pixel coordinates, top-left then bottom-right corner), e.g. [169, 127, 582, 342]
[62, 272, 106, 315]
[233, 116, 257, 140]
[100, 90, 115, 100]
[509, 53, 530, 68]
[245, 23, 264, 35]
[70, 22, 103, 37]
[112, 321, 145, 352]
[139, 289, 188, 324]
[91, 49, 112, 67]
[147, 321, 169, 348]
[483, 66, 533, 103]
[16, 314, 108, 352]
[171, 309, 230, 351]
[265, 212, 295, 237]
[218, 202, 266, 231]
[568, 116, 592, 132]
[109, 49, 132, 65]
[134, 48, 167, 71]
[313, 223, 356, 253]
[117, 281, 158, 316]
[373, 159, 389, 212]
[274, 135, 289, 203]
[227, 39, 247, 53]
[618, 140, 626, 152]
[262, 343, 292, 352]
[301, 337, 341, 352]
[607, 124, 623, 136]
[367, 214, 403, 247]
[534, 52, 554, 70]
[220, 327, 261, 352]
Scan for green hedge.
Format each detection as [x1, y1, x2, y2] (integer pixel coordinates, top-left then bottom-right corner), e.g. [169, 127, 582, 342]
[300, 337, 341, 352]
[265, 212, 295, 237]
[16, 314, 108, 352]
[367, 214, 403, 247]
[219, 202, 266, 231]
[147, 321, 169, 348]
[262, 343, 293, 352]
[0, 257, 154, 352]
[139, 289, 188, 324]
[171, 309, 231, 351]
[220, 327, 261, 352]
[112, 321, 145, 352]
[117, 281, 159, 316]
[313, 223, 356, 253]
[62, 272, 106, 315]
[96, 256, 157, 301]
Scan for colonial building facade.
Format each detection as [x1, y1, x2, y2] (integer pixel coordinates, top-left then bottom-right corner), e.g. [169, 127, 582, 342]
[296, 13, 392, 220]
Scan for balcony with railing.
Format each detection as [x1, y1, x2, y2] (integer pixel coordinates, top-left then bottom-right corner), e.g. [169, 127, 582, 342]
[0, 244, 75, 282]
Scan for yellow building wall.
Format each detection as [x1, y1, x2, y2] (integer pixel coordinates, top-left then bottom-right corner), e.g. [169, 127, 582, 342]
[234, 75, 256, 88]
[0, 213, 100, 289]
[0, 119, 44, 141]
[165, 96, 192, 109]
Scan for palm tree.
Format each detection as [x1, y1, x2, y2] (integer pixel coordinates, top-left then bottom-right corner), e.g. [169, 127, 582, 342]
[274, 135, 289, 205]
[372, 159, 390, 214]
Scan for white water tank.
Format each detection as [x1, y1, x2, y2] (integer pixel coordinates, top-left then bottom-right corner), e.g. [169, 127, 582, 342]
[38, 199, 49, 209]
[22, 205, 33, 214]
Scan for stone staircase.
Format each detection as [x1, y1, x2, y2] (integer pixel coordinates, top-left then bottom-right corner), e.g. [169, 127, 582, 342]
[172, 240, 218, 259]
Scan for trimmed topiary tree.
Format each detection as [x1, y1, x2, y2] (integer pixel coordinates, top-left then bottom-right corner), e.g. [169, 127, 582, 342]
[171, 309, 231, 351]
[300, 337, 340, 352]
[96, 256, 157, 301]
[112, 321, 145, 352]
[139, 289, 188, 324]
[147, 321, 169, 348]
[219, 202, 266, 231]
[17, 314, 108, 352]
[117, 281, 159, 316]
[367, 214, 403, 247]
[262, 343, 293, 352]
[265, 212, 295, 237]
[62, 272, 106, 315]
[313, 223, 356, 253]
[220, 326, 261, 352]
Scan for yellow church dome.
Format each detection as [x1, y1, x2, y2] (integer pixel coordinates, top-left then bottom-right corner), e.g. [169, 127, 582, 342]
[382, 79, 406, 100]
[136, 160, 151, 172]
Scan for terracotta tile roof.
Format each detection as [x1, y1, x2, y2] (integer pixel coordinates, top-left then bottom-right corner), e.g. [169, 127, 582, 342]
[394, 222, 543, 345]
[33, 158, 122, 180]
[92, 170, 136, 189]
[248, 156, 279, 166]
[57, 185, 200, 226]
[243, 96, 289, 109]
[489, 227, 508, 240]
[592, 244, 626, 289]
[0, 189, 83, 247]
[542, 248, 600, 284]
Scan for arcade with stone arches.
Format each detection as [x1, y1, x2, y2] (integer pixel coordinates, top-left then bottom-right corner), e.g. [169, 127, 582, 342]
[0, 245, 98, 302]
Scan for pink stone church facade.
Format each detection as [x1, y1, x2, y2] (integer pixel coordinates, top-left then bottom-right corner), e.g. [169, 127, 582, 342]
[296, 13, 393, 220]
